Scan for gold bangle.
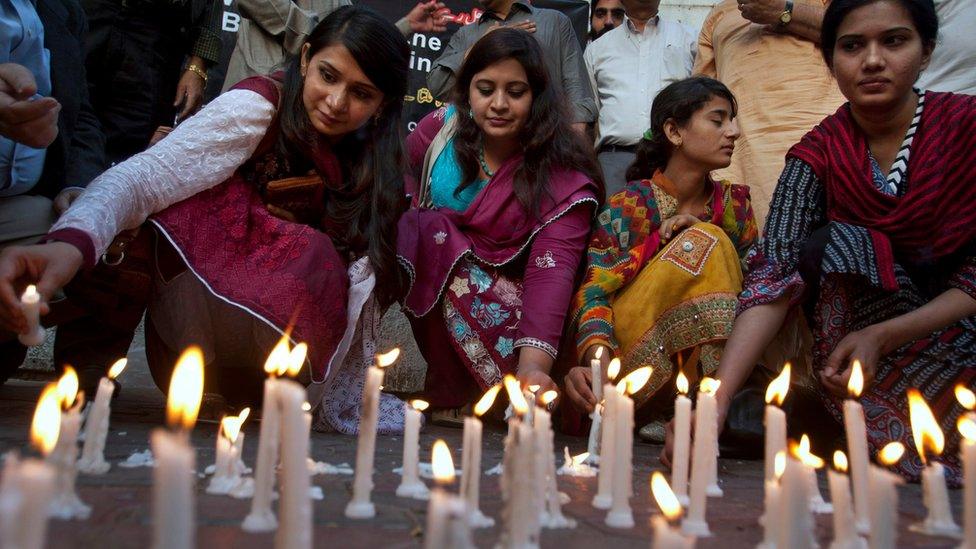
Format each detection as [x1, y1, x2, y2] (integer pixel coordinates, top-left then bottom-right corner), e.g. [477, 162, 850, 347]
[186, 63, 208, 83]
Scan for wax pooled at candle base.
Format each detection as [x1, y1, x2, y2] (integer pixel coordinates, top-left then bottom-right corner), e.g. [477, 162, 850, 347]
[48, 367, 90, 520]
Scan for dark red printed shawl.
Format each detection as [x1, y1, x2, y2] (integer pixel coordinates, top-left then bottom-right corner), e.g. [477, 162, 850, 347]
[151, 76, 349, 383]
[788, 92, 976, 289]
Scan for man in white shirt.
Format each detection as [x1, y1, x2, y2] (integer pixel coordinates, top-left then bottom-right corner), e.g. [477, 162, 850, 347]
[916, 0, 975, 94]
[585, 0, 697, 195]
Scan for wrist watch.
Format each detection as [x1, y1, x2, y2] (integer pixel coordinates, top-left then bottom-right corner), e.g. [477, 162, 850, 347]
[779, 0, 794, 26]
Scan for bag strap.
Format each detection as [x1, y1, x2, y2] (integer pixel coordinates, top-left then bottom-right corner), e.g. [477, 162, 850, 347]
[416, 112, 457, 208]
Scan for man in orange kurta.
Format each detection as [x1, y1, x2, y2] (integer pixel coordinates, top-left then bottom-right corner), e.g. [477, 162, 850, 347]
[694, 0, 844, 226]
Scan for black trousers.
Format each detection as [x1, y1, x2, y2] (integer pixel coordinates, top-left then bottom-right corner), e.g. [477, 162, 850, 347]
[82, 0, 193, 164]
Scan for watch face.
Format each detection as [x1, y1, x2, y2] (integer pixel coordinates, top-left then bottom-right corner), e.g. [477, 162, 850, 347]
[780, 11, 793, 24]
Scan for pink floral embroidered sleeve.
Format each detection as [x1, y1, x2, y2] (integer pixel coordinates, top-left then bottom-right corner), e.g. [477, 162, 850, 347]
[513, 205, 593, 358]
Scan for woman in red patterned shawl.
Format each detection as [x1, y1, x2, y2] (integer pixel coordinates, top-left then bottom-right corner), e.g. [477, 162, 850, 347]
[664, 0, 976, 483]
[397, 29, 604, 409]
[0, 7, 413, 434]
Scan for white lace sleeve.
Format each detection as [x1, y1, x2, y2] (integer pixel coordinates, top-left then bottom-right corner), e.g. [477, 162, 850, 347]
[50, 89, 276, 258]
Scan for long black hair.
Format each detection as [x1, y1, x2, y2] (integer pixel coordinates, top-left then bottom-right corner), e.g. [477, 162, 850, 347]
[276, 6, 409, 306]
[626, 76, 738, 182]
[820, 0, 938, 68]
[451, 28, 604, 217]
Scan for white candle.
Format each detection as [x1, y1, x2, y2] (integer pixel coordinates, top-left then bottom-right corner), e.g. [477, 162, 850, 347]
[827, 452, 865, 549]
[462, 385, 499, 528]
[151, 430, 195, 549]
[867, 465, 902, 549]
[758, 478, 781, 549]
[764, 364, 790, 483]
[243, 376, 280, 531]
[778, 455, 814, 549]
[78, 359, 126, 475]
[152, 346, 204, 549]
[651, 471, 695, 549]
[907, 389, 961, 537]
[592, 383, 616, 509]
[207, 409, 248, 495]
[275, 379, 313, 549]
[536, 392, 574, 529]
[843, 360, 870, 534]
[346, 349, 397, 519]
[959, 416, 976, 549]
[591, 347, 604, 402]
[682, 378, 719, 537]
[672, 372, 692, 506]
[606, 386, 634, 528]
[18, 285, 45, 346]
[48, 369, 89, 519]
[397, 400, 430, 500]
[424, 440, 473, 549]
[586, 404, 602, 464]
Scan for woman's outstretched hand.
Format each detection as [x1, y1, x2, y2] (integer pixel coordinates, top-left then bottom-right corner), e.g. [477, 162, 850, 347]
[0, 242, 83, 334]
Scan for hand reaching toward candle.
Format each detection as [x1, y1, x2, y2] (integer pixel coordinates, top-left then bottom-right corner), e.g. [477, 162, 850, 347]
[820, 325, 888, 397]
[564, 344, 612, 413]
[0, 242, 83, 334]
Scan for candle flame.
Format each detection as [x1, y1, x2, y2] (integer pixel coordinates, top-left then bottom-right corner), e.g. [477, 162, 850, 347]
[956, 385, 976, 411]
[410, 399, 430, 412]
[957, 415, 976, 441]
[301, 402, 311, 413]
[221, 415, 243, 444]
[56, 366, 79, 409]
[847, 360, 864, 398]
[790, 434, 825, 469]
[764, 363, 791, 406]
[907, 389, 944, 463]
[23, 284, 39, 300]
[108, 358, 128, 380]
[238, 407, 251, 424]
[774, 451, 786, 480]
[607, 358, 621, 381]
[285, 342, 307, 377]
[594, 347, 604, 360]
[431, 439, 455, 484]
[676, 371, 689, 395]
[166, 346, 205, 430]
[615, 366, 652, 395]
[651, 471, 682, 521]
[833, 450, 848, 473]
[700, 377, 721, 396]
[474, 385, 501, 417]
[878, 441, 905, 466]
[376, 348, 400, 368]
[503, 375, 529, 416]
[540, 390, 558, 406]
[572, 452, 590, 467]
[31, 383, 61, 456]
[264, 335, 291, 376]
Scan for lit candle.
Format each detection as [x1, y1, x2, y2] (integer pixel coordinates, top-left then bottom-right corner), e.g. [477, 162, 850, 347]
[586, 347, 605, 464]
[424, 440, 473, 548]
[206, 408, 250, 495]
[795, 434, 832, 514]
[345, 348, 399, 519]
[777, 444, 814, 549]
[651, 471, 695, 548]
[764, 363, 790, 482]
[18, 285, 45, 346]
[48, 366, 89, 519]
[152, 346, 204, 549]
[672, 371, 692, 506]
[828, 451, 866, 549]
[243, 336, 291, 532]
[275, 377, 313, 549]
[500, 376, 536, 547]
[957, 414, 976, 549]
[869, 442, 906, 549]
[78, 358, 127, 475]
[397, 399, 431, 500]
[593, 358, 621, 510]
[758, 451, 785, 549]
[460, 385, 500, 527]
[682, 377, 720, 537]
[1, 384, 59, 549]
[907, 389, 961, 537]
[606, 367, 652, 529]
[843, 360, 870, 534]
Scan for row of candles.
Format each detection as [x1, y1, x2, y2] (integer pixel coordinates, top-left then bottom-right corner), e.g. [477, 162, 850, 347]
[3, 312, 975, 547]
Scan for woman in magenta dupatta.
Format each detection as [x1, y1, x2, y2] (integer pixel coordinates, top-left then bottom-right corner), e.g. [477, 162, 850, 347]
[397, 29, 603, 408]
[0, 7, 412, 434]
[665, 0, 976, 483]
